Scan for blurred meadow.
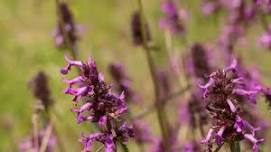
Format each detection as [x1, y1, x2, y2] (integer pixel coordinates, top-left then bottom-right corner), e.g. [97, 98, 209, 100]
[1, 0, 271, 151]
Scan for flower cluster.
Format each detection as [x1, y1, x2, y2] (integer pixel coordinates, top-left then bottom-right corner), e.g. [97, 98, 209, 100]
[61, 56, 134, 151]
[29, 71, 53, 111]
[108, 62, 136, 102]
[200, 59, 264, 152]
[54, 2, 79, 49]
[160, 0, 186, 35]
[259, 25, 271, 49]
[131, 11, 151, 46]
[186, 43, 212, 82]
[201, 0, 221, 16]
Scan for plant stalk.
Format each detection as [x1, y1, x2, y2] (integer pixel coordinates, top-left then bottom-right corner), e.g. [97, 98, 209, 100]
[136, 0, 170, 150]
[229, 141, 241, 152]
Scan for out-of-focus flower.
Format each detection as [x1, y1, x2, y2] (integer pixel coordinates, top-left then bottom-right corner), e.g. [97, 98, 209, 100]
[61, 56, 134, 151]
[160, 0, 186, 35]
[219, 24, 244, 64]
[131, 11, 151, 46]
[29, 71, 53, 111]
[201, 1, 221, 16]
[199, 59, 264, 151]
[19, 125, 56, 152]
[186, 43, 212, 82]
[150, 127, 179, 152]
[108, 62, 137, 102]
[259, 26, 271, 49]
[255, 0, 271, 14]
[54, 2, 79, 49]
[132, 120, 154, 144]
[182, 141, 202, 152]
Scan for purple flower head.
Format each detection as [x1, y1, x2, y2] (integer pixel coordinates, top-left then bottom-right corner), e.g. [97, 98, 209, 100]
[61, 56, 133, 151]
[131, 11, 151, 46]
[226, 0, 256, 25]
[108, 62, 137, 102]
[219, 24, 244, 64]
[28, 71, 53, 111]
[80, 133, 115, 152]
[201, 1, 221, 16]
[199, 59, 264, 151]
[259, 25, 271, 50]
[160, 0, 186, 35]
[132, 120, 154, 144]
[255, 0, 271, 14]
[188, 43, 211, 82]
[54, 2, 79, 49]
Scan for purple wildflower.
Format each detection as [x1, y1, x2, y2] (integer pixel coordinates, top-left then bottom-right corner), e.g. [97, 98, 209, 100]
[132, 120, 154, 144]
[54, 2, 79, 49]
[201, 0, 221, 16]
[186, 43, 212, 82]
[160, 0, 186, 35]
[131, 11, 151, 46]
[108, 62, 137, 102]
[28, 71, 53, 111]
[254, 0, 271, 14]
[259, 25, 271, 49]
[61, 56, 134, 151]
[218, 24, 244, 64]
[199, 59, 264, 151]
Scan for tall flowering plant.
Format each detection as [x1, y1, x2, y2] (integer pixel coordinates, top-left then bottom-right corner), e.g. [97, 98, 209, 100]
[60, 56, 134, 152]
[200, 60, 264, 152]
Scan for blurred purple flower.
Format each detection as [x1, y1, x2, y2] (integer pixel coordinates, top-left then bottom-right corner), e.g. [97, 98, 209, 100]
[28, 71, 53, 111]
[131, 11, 151, 46]
[186, 43, 212, 82]
[61, 56, 134, 151]
[259, 26, 271, 49]
[201, 1, 221, 16]
[54, 2, 79, 49]
[199, 59, 264, 151]
[132, 120, 154, 144]
[160, 0, 186, 35]
[108, 62, 137, 102]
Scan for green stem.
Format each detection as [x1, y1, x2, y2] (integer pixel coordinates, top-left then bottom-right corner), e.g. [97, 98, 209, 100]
[133, 85, 190, 120]
[229, 141, 241, 152]
[120, 143, 129, 152]
[136, 0, 170, 150]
